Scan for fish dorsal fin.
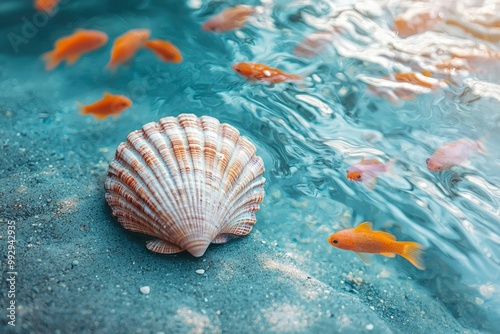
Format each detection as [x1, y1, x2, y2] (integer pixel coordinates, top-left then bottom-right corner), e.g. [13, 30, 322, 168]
[355, 252, 372, 264]
[103, 92, 113, 98]
[360, 157, 380, 165]
[355, 222, 373, 231]
[355, 222, 396, 240]
[373, 231, 397, 240]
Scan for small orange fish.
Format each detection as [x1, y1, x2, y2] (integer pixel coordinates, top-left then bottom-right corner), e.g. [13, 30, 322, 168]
[78, 92, 132, 120]
[34, 0, 59, 14]
[202, 5, 255, 32]
[426, 138, 487, 172]
[144, 39, 182, 63]
[347, 157, 394, 188]
[394, 72, 442, 89]
[107, 29, 151, 71]
[328, 222, 425, 270]
[393, 9, 443, 37]
[232, 62, 300, 83]
[42, 29, 108, 71]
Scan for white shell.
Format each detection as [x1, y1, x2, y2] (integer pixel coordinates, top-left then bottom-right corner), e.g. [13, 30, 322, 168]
[105, 114, 265, 257]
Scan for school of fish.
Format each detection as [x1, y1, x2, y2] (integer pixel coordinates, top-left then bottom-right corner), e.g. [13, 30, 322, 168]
[34, 2, 496, 272]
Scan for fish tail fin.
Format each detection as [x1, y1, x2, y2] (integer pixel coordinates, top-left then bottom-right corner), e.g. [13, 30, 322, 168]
[76, 101, 87, 115]
[42, 51, 60, 71]
[385, 158, 398, 174]
[106, 61, 117, 73]
[400, 241, 425, 270]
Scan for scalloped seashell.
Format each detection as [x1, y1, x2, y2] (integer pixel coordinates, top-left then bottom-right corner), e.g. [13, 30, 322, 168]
[105, 114, 266, 257]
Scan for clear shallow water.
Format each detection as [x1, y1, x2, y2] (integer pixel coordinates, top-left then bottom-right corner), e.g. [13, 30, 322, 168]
[1, 0, 499, 331]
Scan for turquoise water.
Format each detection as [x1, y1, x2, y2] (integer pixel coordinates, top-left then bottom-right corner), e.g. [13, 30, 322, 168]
[1, 0, 499, 332]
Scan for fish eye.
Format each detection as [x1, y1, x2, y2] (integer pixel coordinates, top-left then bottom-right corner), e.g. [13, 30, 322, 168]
[332, 239, 338, 244]
[426, 158, 430, 164]
[356, 175, 361, 179]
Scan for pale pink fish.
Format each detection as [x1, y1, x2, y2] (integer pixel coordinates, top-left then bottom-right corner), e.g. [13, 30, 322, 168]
[202, 5, 255, 32]
[294, 31, 337, 58]
[426, 138, 487, 172]
[347, 157, 394, 188]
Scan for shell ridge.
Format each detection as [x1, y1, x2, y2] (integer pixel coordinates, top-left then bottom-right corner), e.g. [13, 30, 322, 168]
[216, 138, 262, 227]
[158, 117, 195, 240]
[222, 157, 265, 210]
[178, 114, 204, 240]
[130, 128, 184, 228]
[171, 115, 200, 243]
[187, 116, 209, 240]
[120, 135, 183, 235]
[139, 124, 189, 238]
[146, 239, 184, 254]
[201, 116, 223, 239]
[219, 182, 265, 234]
[105, 178, 169, 237]
[211, 123, 240, 227]
[106, 156, 167, 226]
[207, 120, 230, 232]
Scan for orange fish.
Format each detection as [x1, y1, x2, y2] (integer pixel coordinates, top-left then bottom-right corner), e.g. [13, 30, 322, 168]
[394, 72, 442, 89]
[202, 5, 255, 32]
[34, 0, 59, 14]
[144, 39, 182, 63]
[78, 93, 132, 120]
[42, 29, 108, 71]
[346, 157, 394, 188]
[393, 9, 443, 37]
[426, 138, 487, 172]
[328, 222, 425, 270]
[232, 62, 300, 83]
[107, 29, 151, 71]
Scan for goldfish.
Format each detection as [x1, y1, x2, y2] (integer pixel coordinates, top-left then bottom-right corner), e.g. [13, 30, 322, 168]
[347, 157, 394, 188]
[394, 72, 443, 89]
[34, 0, 59, 14]
[202, 5, 255, 32]
[393, 7, 443, 37]
[426, 138, 487, 172]
[107, 29, 151, 71]
[78, 92, 132, 120]
[328, 222, 425, 270]
[232, 62, 300, 83]
[144, 39, 182, 63]
[42, 29, 108, 71]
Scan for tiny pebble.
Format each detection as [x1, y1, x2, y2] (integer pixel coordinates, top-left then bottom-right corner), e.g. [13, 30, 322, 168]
[72, 260, 79, 266]
[140, 286, 150, 295]
[366, 324, 374, 331]
[196, 269, 205, 275]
